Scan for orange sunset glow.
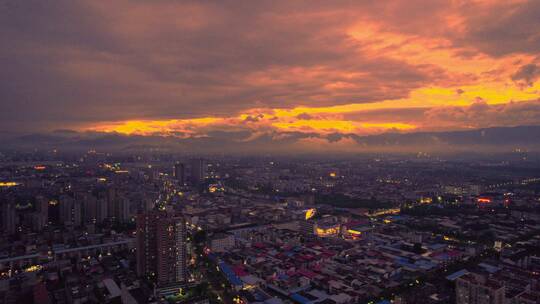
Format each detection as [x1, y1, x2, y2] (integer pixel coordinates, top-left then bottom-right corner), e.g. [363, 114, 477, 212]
[2, 0, 540, 152]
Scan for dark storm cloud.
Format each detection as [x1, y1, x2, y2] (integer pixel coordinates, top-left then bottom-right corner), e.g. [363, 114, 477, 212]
[460, 1, 540, 56]
[425, 99, 540, 129]
[512, 64, 540, 87]
[1, 0, 539, 145]
[0, 0, 452, 132]
[0, 0, 123, 131]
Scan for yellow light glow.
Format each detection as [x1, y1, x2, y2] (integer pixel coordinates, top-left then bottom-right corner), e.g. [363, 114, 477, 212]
[315, 225, 340, 237]
[420, 197, 433, 204]
[369, 208, 400, 217]
[25, 265, 43, 272]
[305, 208, 316, 220]
[443, 235, 458, 241]
[347, 229, 362, 235]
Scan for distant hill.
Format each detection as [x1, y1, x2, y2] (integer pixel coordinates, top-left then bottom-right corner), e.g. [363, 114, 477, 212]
[357, 125, 540, 147]
[2, 125, 540, 154]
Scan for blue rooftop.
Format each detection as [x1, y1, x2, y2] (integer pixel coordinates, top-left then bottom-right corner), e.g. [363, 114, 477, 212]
[218, 262, 243, 287]
[278, 273, 289, 280]
[446, 269, 469, 281]
[478, 263, 500, 274]
[291, 293, 312, 304]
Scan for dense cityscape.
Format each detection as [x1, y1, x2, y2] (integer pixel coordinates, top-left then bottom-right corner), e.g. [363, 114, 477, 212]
[0, 150, 539, 304]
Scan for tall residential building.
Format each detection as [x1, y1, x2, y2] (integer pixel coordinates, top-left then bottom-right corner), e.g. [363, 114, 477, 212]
[59, 195, 74, 225]
[2, 200, 16, 235]
[190, 159, 206, 184]
[173, 163, 185, 185]
[73, 200, 82, 227]
[80, 193, 97, 224]
[456, 273, 505, 304]
[137, 211, 187, 287]
[96, 198, 108, 224]
[34, 195, 49, 230]
[107, 188, 117, 221]
[59, 195, 82, 227]
[137, 211, 161, 279]
[116, 197, 131, 223]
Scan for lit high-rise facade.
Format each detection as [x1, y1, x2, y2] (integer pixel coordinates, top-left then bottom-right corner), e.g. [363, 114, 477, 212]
[137, 211, 187, 286]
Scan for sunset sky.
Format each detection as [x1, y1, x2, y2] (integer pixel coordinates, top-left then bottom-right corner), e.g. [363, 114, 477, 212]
[2, 0, 540, 150]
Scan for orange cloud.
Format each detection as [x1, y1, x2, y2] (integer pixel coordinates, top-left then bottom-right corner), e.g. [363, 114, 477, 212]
[90, 118, 222, 137]
[5, 0, 540, 147]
